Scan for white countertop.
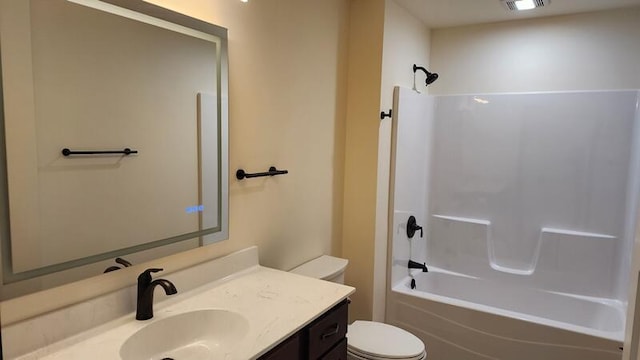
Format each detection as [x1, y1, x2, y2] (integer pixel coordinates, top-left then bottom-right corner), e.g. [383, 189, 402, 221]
[16, 265, 354, 360]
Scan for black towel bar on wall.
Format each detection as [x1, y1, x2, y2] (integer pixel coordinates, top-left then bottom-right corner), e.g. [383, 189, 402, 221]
[236, 166, 288, 180]
[61, 148, 138, 156]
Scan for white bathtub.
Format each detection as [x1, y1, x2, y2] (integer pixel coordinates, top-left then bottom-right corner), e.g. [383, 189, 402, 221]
[387, 269, 625, 360]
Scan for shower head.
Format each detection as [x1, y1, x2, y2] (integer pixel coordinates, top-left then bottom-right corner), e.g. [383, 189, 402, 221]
[425, 72, 439, 85]
[413, 64, 439, 87]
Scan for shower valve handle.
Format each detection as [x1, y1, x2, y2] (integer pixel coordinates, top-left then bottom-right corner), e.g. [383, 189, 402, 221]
[407, 216, 423, 238]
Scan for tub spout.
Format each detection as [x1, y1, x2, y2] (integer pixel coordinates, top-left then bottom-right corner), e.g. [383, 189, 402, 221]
[408, 260, 428, 272]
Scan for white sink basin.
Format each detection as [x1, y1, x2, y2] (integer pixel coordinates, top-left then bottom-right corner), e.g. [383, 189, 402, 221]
[120, 309, 250, 360]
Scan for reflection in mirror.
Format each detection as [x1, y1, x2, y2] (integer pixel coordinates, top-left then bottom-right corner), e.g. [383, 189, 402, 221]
[0, 0, 229, 299]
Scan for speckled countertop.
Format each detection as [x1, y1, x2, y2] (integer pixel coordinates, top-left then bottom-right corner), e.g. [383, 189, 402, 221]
[15, 266, 355, 360]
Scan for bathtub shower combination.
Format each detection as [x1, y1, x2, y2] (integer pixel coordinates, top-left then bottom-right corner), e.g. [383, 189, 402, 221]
[387, 88, 640, 360]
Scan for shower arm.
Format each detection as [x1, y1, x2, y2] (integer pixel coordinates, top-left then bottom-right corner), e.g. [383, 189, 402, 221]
[413, 64, 428, 75]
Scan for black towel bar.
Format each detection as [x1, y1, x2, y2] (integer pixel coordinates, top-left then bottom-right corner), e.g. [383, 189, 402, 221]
[62, 148, 138, 156]
[236, 166, 288, 180]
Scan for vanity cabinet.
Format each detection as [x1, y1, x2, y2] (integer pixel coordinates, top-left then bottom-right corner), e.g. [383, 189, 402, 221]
[259, 333, 301, 359]
[259, 299, 348, 360]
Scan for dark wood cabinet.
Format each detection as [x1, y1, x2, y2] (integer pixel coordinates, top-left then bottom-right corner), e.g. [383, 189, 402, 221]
[260, 332, 301, 359]
[319, 338, 347, 360]
[259, 299, 348, 360]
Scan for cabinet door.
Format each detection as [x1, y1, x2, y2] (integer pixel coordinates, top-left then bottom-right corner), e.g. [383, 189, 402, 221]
[308, 301, 348, 359]
[319, 338, 347, 360]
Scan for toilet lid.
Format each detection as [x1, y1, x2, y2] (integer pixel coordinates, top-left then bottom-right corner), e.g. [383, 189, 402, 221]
[349, 347, 426, 360]
[347, 321, 425, 359]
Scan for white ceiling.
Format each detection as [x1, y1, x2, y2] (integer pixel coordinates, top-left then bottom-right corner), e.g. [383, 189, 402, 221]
[393, 0, 640, 28]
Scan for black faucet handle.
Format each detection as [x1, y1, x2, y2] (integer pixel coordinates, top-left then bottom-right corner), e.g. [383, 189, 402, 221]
[407, 216, 424, 238]
[138, 268, 164, 282]
[115, 257, 133, 267]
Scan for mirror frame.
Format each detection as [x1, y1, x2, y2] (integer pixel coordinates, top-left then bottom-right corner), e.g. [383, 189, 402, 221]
[0, 0, 228, 294]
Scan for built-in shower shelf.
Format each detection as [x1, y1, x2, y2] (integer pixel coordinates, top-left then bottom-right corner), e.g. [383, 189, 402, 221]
[432, 214, 490, 225]
[540, 227, 615, 239]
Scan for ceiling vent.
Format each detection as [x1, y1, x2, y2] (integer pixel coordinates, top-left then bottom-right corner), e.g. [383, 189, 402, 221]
[501, 0, 550, 11]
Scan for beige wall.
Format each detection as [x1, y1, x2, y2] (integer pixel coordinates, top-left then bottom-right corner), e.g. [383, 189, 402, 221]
[146, 0, 350, 271]
[341, 0, 385, 322]
[430, 7, 640, 94]
[2, 0, 417, 327]
[2, 0, 350, 322]
[341, 0, 431, 322]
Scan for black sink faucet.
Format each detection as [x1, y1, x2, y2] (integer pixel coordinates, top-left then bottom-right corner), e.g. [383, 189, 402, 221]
[136, 268, 177, 320]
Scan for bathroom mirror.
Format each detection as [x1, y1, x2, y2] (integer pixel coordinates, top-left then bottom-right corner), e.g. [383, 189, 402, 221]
[0, 0, 228, 299]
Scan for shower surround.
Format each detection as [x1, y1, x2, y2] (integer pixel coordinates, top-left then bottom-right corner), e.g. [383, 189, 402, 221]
[387, 87, 640, 360]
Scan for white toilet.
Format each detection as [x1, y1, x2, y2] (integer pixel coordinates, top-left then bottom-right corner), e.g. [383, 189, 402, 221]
[290, 255, 427, 360]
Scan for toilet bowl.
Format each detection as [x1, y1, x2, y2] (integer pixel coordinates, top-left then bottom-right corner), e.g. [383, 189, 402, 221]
[290, 256, 426, 360]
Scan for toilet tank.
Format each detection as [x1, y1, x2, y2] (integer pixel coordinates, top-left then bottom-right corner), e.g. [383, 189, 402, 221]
[289, 255, 348, 284]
